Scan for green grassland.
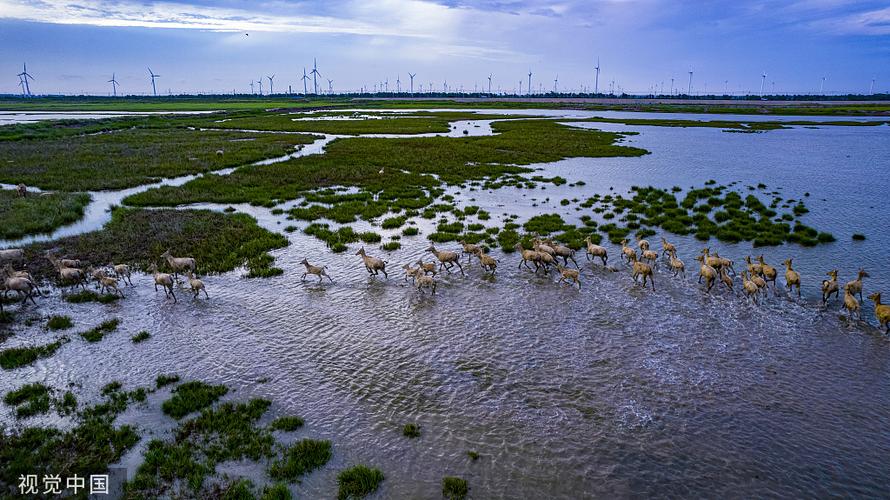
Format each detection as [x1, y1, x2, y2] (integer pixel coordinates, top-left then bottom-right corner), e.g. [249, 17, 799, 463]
[124, 119, 647, 207]
[571, 116, 890, 131]
[0, 189, 91, 239]
[0, 127, 318, 191]
[22, 208, 288, 280]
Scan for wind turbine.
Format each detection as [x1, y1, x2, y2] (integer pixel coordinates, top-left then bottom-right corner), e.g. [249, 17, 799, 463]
[300, 68, 309, 95]
[18, 63, 34, 96]
[760, 72, 766, 97]
[249, 81, 255, 94]
[871, 77, 876, 95]
[408, 73, 416, 93]
[310, 58, 321, 94]
[670, 78, 674, 95]
[17, 77, 25, 96]
[527, 70, 532, 96]
[487, 74, 492, 94]
[553, 74, 559, 93]
[443, 79, 447, 93]
[687, 68, 693, 95]
[327, 79, 333, 94]
[519, 80, 523, 95]
[267, 75, 275, 95]
[820, 75, 826, 95]
[594, 57, 600, 94]
[396, 74, 401, 93]
[148, 68, 160, 96]
[108, 73, 119, 97]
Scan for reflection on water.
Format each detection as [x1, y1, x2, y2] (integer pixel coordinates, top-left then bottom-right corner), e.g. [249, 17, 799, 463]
[1, 110, 890, 498]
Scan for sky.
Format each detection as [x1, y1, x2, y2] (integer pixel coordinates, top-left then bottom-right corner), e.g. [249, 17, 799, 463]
[1, 0, 889, 96]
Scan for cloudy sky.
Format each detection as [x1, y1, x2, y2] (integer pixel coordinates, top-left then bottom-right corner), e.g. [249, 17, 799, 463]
[1, 0, 888, 96]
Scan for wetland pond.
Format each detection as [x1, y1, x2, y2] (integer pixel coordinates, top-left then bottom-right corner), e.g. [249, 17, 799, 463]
[2, 109, 890, 498]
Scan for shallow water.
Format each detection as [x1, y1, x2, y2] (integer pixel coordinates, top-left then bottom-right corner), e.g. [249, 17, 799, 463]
[2, 110, 890, 498]
[0, 110, 213, 125]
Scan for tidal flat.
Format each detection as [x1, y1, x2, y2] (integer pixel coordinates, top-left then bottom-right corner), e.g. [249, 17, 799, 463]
[1, 105, 889, 498]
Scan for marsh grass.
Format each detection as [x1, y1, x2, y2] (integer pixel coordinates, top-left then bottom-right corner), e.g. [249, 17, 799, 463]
[161, 381, 229, 419]
[80, 319, 120, 342]
[442, 476, 469, 500]
[156, 374, 180, 388]
[0, 337, 69, 370]
[270, 416, 304, 432]
[0, 190, 91, 239]
[403, 423, 421, 438]
[0, 128, 318, 191]
[24, 208, 288, 281]
[4, 382, 51, 418]
[336, 465, 385, 500]
[268, 439, 332, 482]
[46, 315, 73, 330]
[124, 119, 646, 208]
[466, 451, 480, 461]
[63, 290, 122, 304]
[132, 331, 151, 343]
[127, 398, 276, 496]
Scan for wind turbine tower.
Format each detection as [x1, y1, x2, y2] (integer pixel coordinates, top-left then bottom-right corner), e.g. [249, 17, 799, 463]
[760, 72, 766, 97]
[301, 68, 309, 95]
[250, 81, 255, 94]
[18, 63, 34, 96]
[487, 74, 492, 94]
[553, 74, 558, 93]
[594, 58, 600, 94]
[871, 77, 876, 95]
[148, 68, 160, 97]
[820, 75, 826, 95]
[396, 75, 401, 93]
[310, 58, 321, 94]
[687, 68, 693, 95]
[527, 70, 532, 96]
[267, 75, 275, 95]
[327, 79, 333, 94]
[108, 73, 119, 97]
[258, 78, 263, 95]
[408, 73, 416, 93]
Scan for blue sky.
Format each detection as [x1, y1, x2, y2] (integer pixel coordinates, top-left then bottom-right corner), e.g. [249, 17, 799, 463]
[1, 0, 888, 96]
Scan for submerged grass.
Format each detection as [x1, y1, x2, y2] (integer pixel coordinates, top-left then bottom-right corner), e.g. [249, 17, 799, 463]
[0, 189, 91, 239]
[269, 416, 304, 432]
[0, 127, 318, 191]
[23, 208, 288, 280]
[402, 423, 421, 438]
[132, 331, 151, 343]
[63, 290, 122, 304]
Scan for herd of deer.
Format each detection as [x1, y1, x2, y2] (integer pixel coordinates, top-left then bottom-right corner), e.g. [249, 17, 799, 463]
[0, 248, 206, 310]
[1, 236, 888, 332]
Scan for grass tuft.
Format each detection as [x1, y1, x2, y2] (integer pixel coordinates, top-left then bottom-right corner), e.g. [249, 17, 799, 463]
[0, 337, 69, 370]
[46, 315, 73, 330]
[132, 331, 151, 343]
[268, 439, 332, 482]
[337, 465, 385, 500]
[80, 319, 120, 343]
[4, 382, 52, 418]
[161, 381, 228, 419]
[442, 476, 468, 500]
[269, 416, 304, 432]
[403, 423, 421, 438]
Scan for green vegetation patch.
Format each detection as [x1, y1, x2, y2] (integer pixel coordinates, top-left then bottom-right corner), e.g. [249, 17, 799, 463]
[63, 290, 122, 304]
[23, 208, 288, 280]
[0, 127, 318, 191]
[46, 315, 73, 330]
[0, 190, 91, 239]
[156, 374, 181, 388]
[125, 119, 647, 208]
[132, 331, 151, 343]
[442, 476, 469, 500]
[268, 439, 332, 482]
[4, 382, 51, 418]
[403, 423, 421, 438]
[80, 319, 120, 342]
[269, 416, 305, 432]
[0, 337, 69, 370]
[0, 383, 142, 493]
[126, 398, 275, 496]
[162, 381, 229, 419]
[337, 465, 385, 500]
